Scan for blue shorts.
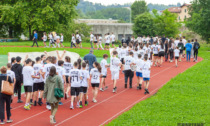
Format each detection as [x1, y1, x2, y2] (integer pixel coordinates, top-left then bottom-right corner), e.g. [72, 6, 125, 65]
[143, 78, 150, 81]
[136, 72, 143, 77]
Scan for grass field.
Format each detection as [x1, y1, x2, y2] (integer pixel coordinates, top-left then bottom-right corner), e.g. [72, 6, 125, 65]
[108, 44, 210, 126]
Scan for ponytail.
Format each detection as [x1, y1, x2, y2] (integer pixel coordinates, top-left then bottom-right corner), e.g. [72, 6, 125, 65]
[94, 62, 101, 73]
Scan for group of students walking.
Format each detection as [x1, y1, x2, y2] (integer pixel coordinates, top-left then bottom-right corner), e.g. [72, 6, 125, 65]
[0, 34, 200, 124]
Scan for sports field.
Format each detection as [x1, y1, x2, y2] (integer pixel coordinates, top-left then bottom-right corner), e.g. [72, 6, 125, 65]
[0, 41, 209, 125]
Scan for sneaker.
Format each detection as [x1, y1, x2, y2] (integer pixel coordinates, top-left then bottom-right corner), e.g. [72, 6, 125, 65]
[76, 104, 80, 108]
[46, 105, 51, 110]
[6, 120, 13, 123]
[34, 101, 37, 106]
[17, 99, 23, 103]
[129, 85, 132, 89]
[24, 105, 30, 110]
[30, 102, 33, 105]
[28, 104, 31, 108]
[125, 84, 127, 88]
[113, 87, 117, 93]
[92, 99, 97, 103]
[100, 88, 104, 92]
[85, 101, 88, 106]
[58, 102, 63, 105]
[38, 101, 42, 106]
[104, 86, 108, 90]
[79, 105, 83, 108]
[0, 121, 5, 125]
[50, 115, 56, 124]
[145, 89, 149, 94]
[70, 105, 74, 110]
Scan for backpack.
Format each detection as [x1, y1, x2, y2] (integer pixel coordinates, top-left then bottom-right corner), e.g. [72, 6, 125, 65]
[195, 43, 199, 50]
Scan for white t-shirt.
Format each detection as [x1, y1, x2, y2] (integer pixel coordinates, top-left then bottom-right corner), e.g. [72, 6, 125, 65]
[133, 50, 139, 59]
[49, 34, 52, 40]
[43, 64, 56, 83]
[61, 35, 64, 42]
[135, 59, 144, 73]
[63, 62, 73, 76]
[105, 35, 110, 43]
[120, 48, 127, 59]
[182, 39, 187, 46]
[80, 70, 90, 87]
[56, 66, 65, 83]
[69, 69, 82, 87]
[6, 70, 15, 83]
[116, 47, 122, 58]
[159, 45, 165, 52]
[43, 35, 47, 41]
[90, 68, 101, 83]
[137, 37, 142, 43]
[100, 59, 108, 76]
[124, 56, 135, 70]
[110, 57, 121, 72]
[22, 66, 34, 86]
[139, 49, 145, 59]
[142, 60, 151, 78]
[99, 36, 102, 43]
[33, 64, 43, 83]
[111, 34, 115, 42]
[72, 36, 76, 43]
[151, 45, 160, 54]
[90, 34, 94, 41]
[79, 35, 82, 41]
[76, 34, 80, 40]
[174, 49, 180, 57]
[56, 35, 60, 40]
[174, 40, 179, 47]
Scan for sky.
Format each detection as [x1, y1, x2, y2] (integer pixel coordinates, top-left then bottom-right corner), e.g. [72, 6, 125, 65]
[84, 0, 192, 5]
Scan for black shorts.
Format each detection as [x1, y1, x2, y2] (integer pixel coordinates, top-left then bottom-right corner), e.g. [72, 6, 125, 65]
[33, 82, 44, 92]
[158, 51, 165, 57]
[94, 41, 98, 43]
[112, 41, 115, 44]
[154, 54, 159, 56]
[91, 83, 99, 88]
[71, 87, 80, 96]
[124, 70, 134, 78]
[175, 56, 179, 59]
[65, 75, 69, 83]
[102, 76, 107, 78]
[180, 50, 183, 54]
[80, 87, 88, 94]
[105, 43, 110, 46]
[76, 41, 80, 44]
[60, 41, 63, 43]
[184, 47, 186, 50]
[24, 86, 33, 93]
[121, 58, 125, 64]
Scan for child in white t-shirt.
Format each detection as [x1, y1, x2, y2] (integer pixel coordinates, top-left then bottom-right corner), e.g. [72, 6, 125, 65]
[100, 54, 109, 92]
[174, 47, 180, 67]
[134, 54, 144, 90]
[42, 32, 47, 47]
[142, 54, 151, 95]
[90, 62, 101, 103]
[60, 33, 64, 48]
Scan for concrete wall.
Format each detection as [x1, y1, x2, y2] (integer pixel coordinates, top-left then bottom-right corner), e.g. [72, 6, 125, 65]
[87, 23, 133, 41]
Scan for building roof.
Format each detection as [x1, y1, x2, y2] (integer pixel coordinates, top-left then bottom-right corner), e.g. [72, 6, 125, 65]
[167, 7, 181, 13]
[181, 3, 191, 7]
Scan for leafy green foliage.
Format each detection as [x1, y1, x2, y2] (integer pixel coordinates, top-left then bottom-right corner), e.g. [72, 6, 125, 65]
[186, 0, 210, 43]
[131, 0, 148, 22]
[107, 44, 210, 125]
[133, 13, 157, 36]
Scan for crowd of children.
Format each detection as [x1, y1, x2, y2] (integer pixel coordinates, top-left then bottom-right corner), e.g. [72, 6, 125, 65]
[0, 35, 201, 124]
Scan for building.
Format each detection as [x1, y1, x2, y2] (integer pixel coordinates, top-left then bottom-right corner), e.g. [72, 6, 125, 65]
[75, 19, 133, 41]
[167, 3, 191, 22]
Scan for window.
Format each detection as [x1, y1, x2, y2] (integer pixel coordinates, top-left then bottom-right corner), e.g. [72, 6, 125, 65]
[185, 9, 187, 13]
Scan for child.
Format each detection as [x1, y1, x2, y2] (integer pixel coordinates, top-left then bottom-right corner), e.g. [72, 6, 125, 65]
[7, 63, 16, 103]
[98, 35, 104, 50]
[151, 41, 160, 66]
[79, 62, 90, 108]
[178, 39, 184, 62]
[135, 54, 144, 90]
[119, 43, 127, 72]
[56, 34, 60, 48]
[100, 54, 109, 91]
[60, 33, 64, 48]
[76, 32, 80, 48]
[193, 39, 200, 62]
[42, 32, 47, 48]
[133, 47, 139, 59]
[42, 56, 56, 110]
[93, 35, 98, 49]
[33, 57, 44, 106]
[174, 47, 180, 67]
[110, 51, 121, 93]
[124, 52, 135, 88]
[105, 33, 111, 50]
[71, 34, 76, 48]
[79, 34, 82, 48]
[142, 54, 151, 94]
[22, 58, 40, 110]
[56, 60, 66, 105]
[139, 45, 144, 60]
[90, 62, 101, 103]
[69, 62, 82, 109]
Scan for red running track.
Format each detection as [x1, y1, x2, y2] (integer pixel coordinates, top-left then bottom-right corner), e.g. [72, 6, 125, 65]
[6, 57, 202, 126]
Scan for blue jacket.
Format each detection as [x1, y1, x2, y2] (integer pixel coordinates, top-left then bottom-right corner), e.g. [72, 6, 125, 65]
[34, 33, 38, 39]
[185, 43, 192, 52]
[83, 53, 97, 70]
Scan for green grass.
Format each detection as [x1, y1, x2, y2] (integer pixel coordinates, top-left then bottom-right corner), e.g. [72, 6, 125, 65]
[107, 44, 210, 126]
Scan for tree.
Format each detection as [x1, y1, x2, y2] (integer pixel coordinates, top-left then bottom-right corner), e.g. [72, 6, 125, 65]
[0, 0, 79, 39]
[133, 13, 157, 36]
[153, 9, 181, 37]
[186, 0, 210, 43]
[131, 0, 148, 22]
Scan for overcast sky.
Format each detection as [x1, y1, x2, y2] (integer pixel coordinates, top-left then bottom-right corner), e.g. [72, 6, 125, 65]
[84, 0, 192, 5]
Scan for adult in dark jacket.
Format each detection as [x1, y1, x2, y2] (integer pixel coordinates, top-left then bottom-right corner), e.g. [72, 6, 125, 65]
[11, 56, 23, 103]
[83, 50, 97, 71]
[126, 36, 131, 46]
[193, 39, 200, 62]
[0, 66, 13, 124]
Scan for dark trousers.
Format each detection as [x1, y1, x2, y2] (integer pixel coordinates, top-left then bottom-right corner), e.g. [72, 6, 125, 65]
[124, 70, 134, 86]
[90, 41, 93, 49]
[0, 94, 11, 120]
[71, 42, 76, 48]
[14, 81, 21, 100]
[32, 38, 38, 47]
[194, 50, 198, 60]
[169, 50, 174, 60]
[165, 52, 168, 61]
